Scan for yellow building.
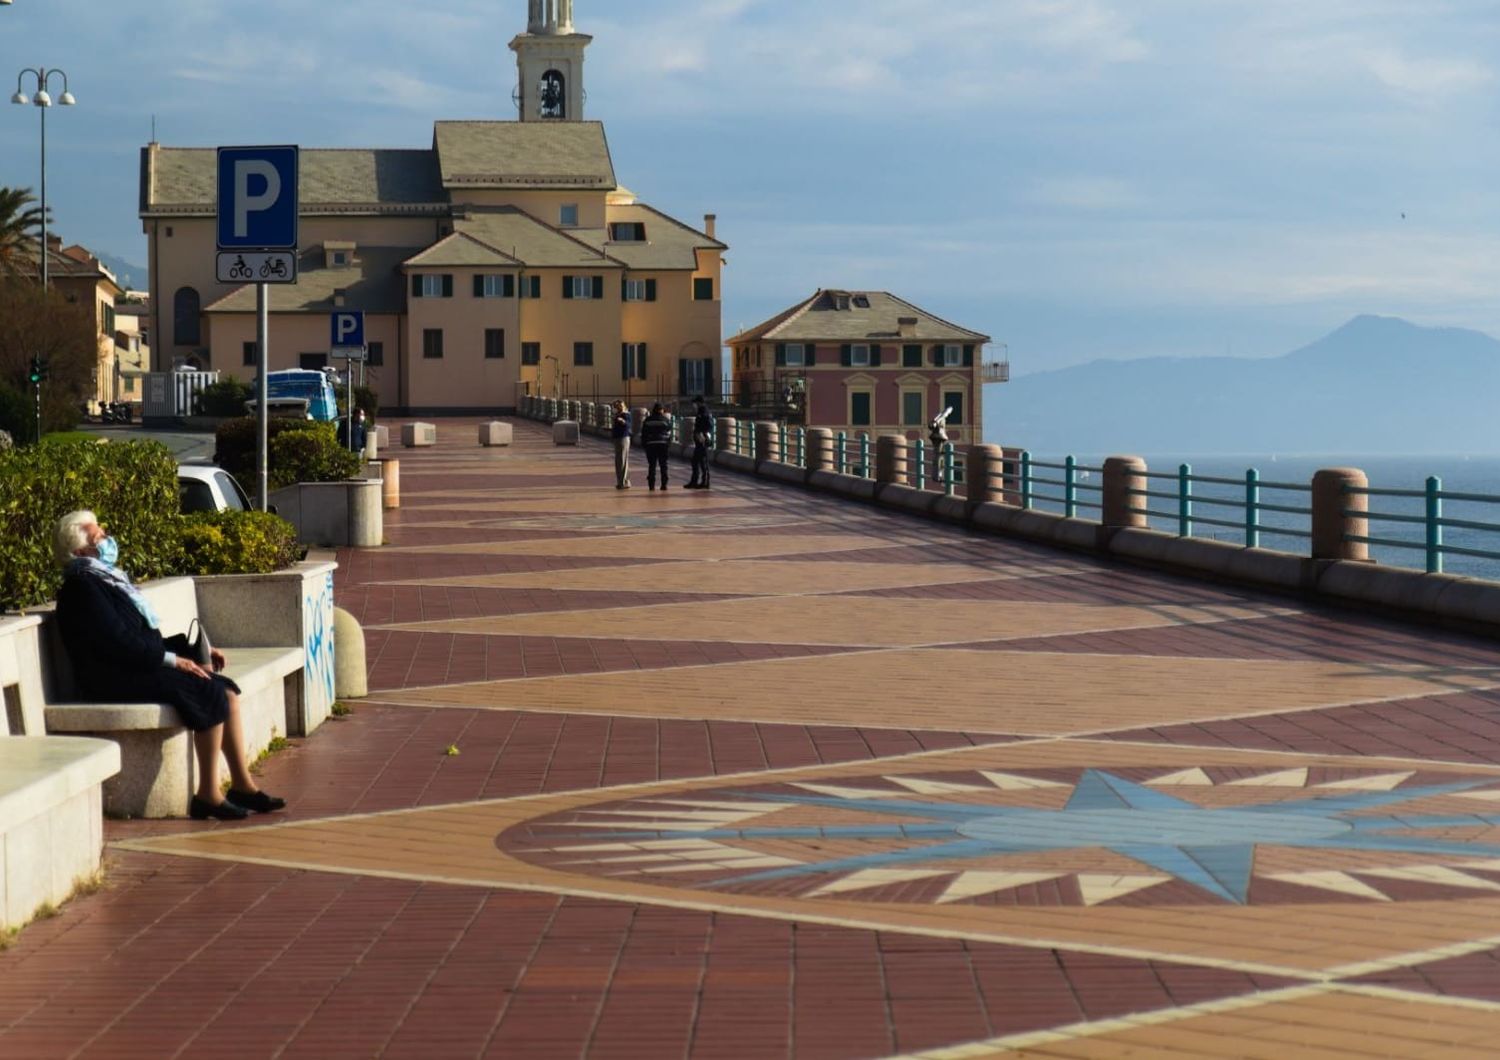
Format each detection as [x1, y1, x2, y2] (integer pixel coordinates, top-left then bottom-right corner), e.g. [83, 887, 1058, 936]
[138, 0, 724, 413]
[47, 240, 122, 409]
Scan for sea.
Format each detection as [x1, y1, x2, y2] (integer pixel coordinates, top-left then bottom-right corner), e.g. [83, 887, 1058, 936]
[1020, 454, 1500, 582]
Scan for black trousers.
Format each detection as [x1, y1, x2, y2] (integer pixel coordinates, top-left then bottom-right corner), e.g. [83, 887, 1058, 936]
[645, 444, 670, 486]
[690, 442, 710, 485]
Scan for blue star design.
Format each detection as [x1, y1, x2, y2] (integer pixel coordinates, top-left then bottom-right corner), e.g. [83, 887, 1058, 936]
[566, 770, 1500, 904]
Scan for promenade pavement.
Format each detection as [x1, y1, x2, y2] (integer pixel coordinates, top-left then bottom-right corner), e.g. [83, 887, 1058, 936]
[8, 418, 1500, 1057]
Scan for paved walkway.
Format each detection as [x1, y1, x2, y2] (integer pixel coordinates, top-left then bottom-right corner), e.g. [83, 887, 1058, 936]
[9, 419, 1500, 1058]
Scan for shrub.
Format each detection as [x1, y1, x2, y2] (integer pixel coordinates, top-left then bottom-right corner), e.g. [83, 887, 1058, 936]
[193, 379, 252, 418]
[353, 385, 379, 423]
[213, 416, 319, 482]
[0, 439, 181, 610]
[178, 510, 301, 576]
[268, 423, 362, 490]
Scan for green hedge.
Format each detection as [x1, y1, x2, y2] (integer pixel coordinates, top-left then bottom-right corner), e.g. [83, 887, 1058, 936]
[214, 417, 320, 482]
[269, 423, 362, 491]
[179, 510, 301, 575]
[193, 379, 253, 417]
[0, 438, 182, 610]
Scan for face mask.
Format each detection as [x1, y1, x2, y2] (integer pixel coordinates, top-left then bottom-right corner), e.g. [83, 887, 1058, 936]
[94, 536, 119, 567]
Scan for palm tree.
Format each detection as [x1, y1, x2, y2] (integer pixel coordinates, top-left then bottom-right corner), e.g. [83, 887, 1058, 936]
[0, 187, 48, 278]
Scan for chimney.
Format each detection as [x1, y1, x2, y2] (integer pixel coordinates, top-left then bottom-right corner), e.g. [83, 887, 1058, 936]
[898, 316, 917, 338]
[704, 213, 717, 239]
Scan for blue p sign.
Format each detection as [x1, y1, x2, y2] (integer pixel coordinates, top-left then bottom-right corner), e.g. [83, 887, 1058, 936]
[331, 311, 365, 350]
[217, 146, 299, 250]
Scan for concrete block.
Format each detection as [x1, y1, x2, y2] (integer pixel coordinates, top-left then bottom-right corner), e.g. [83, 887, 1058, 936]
[333, 607, 367, 699]
[480, 421, 513, 447]
[401, 422, 436, 448]
[268, 481, 383, 548]
[374, 425, 390, 450]
[553, 420, 580, 446]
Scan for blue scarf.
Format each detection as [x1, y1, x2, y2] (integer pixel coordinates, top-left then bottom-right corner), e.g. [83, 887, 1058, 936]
[68, 557, 162, 631]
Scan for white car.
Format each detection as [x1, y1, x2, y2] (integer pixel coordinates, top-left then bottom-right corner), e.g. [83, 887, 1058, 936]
[177, 462, 253, 514]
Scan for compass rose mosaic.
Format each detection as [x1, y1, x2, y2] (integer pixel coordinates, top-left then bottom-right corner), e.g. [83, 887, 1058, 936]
[497, 764, 1500, 908]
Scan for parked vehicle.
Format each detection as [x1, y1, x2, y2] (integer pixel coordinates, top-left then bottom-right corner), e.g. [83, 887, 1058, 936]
[177, 462, 253, 514]
[247, 370, 339, 422]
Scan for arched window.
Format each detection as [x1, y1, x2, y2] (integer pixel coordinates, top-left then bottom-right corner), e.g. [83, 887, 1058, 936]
[173, 287, 201, 347]
[539, 70, 566, 119]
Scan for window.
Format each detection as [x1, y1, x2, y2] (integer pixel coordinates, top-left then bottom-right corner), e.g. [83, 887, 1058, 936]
[850, 391, 872, 427]
[213, 471, 250, 512]
[693, 277, 714, 301]
[367, 341, 384, 367]
[412, 274, 452, 298]
[564, 275, 603, 300]
[559, 202, 579, 227]
[903, 391, 925, 427]
[484, 328, 506, 360]
[178, 478, 216, 514]
[853, 295, 870, 308]
[573, 342, 594, 366]
[299, 353, 327, 370]
[622, 342, 648, 380]
[330, 250, 349, 266]
[173, 287, 200, 346]
[609, 222, 647, 242]
[622, 278, 656, 302]
[475, 274, 515, 298]
[519, 275, 542, 299]
[785, 343, 805, 367]
[850, 344, 870, 367]
[242, 341, 257, 367]
[423, 328, 444, 359]
[521, 342, 541, 366]
[679, 358, 710, 397]
[943, 391, 964, 426]
[903, 344, 922, 368]
[541, 70, 567, 119]
[941, 344, 962, 367]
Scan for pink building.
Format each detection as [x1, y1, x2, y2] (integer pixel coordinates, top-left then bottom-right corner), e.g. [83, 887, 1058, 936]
[728, 290, 997, 446]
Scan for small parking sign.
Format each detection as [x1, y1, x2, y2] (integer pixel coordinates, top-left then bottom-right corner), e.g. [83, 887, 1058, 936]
[217, 146, 299, 251]
[331, 311, 365, 352]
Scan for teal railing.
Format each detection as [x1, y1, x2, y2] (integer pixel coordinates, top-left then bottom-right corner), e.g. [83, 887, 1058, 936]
[1125, 463, 1313, 547]
[1344, 479, 1500, 575]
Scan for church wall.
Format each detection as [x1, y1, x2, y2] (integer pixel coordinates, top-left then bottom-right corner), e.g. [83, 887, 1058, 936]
[207, 313, 403, 395]
[451, 189, 608, 230]
[518, 266, 624, 401]
[404, 268, 521, 409]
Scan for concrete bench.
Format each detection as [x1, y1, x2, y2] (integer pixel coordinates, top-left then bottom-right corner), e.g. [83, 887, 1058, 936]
[402, 422, 436, 448]
[479, 421, 513, 447]
[553, 420, 580, 446]
[37, 577, 307, 819]
[0, 735, 119, 929]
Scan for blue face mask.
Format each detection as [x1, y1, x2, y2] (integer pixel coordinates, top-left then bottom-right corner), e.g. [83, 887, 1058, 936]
[94, 536, 119, 567]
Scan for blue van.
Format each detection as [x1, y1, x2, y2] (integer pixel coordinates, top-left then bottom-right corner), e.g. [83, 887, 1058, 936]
[250, 370, 339, 422]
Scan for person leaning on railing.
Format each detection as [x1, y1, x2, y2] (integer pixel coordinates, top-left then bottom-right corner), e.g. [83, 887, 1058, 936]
[52, 510, 287, 821]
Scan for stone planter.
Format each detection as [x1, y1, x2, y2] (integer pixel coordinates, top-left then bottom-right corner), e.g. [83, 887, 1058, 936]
[268, 479, 383, 548]
[0, 614, 46, 735]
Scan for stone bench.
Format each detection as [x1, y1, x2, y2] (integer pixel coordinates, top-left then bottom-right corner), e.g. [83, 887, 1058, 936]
[480, 421, 513, 447]
[0, 735, 119, 930]
[36, 576, 309, 819]
[402, 422, 437, 448]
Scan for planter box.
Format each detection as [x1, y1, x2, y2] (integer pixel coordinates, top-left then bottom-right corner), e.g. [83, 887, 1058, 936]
[0, 615, 46, 736]
[268, 480, 383, 547]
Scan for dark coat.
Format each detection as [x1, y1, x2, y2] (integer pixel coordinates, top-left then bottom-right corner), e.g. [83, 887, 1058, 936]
[640, 413, 673, 447]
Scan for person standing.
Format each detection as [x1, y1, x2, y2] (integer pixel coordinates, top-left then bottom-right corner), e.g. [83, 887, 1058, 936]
[641, 403, 673, 491]
[685, 396, 715, 489]
[611, 400, 632, 489]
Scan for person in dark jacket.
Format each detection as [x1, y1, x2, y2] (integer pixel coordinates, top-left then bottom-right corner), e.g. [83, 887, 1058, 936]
[685, 396, 714, 489]
[610, 401, 632, 489]
[640, 403, 673, 491]
[52, 510, 286, 821]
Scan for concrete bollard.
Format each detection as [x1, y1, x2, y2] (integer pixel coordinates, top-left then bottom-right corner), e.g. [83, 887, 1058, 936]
[1312, 468, 1370, 561]
[364, 431, 378, 460]
[875, 435, 908, 485]
[1102, 456, 1149, 528]
[479, 421, 513, 447]
[376, 458, 400, 509]
[401, 422, 436, 448]
[716, 416, 737, 456]
[755, 421, 781, 463]
[966, 444, 1005, 504]
[805, 428, 834, 473]
[332, 607, 368, 699]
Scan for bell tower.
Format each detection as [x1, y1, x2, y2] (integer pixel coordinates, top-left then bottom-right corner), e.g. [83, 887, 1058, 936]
[511, 0, 591, 122]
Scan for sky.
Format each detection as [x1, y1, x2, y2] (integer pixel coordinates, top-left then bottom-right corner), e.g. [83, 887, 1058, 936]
[3, 0, 1500, 376]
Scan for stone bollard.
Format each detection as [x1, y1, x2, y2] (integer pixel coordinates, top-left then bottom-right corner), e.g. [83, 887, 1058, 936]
[364, 430, 378, 460]
[966, 444, 1005, 504]
[333, 607, 368, 699]
[1102, 456, 1149, 528]
[1312, 468, 1370, 562]
[377, 458, 400, 509]
[716, 416, 737, 457]
[755, 421, 781, 463]
[805, 428, 834, 473]
[875, 434, 908, 484]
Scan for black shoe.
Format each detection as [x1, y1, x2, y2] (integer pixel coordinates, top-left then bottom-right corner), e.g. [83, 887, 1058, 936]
[227, 789, 287, 814]
[190, 795, 249, 821]
[649, 484, 657, 491]
[684, 482, 699, 489]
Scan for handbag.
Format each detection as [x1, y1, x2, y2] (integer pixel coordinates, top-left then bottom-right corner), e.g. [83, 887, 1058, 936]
[186, 618, 215, 670]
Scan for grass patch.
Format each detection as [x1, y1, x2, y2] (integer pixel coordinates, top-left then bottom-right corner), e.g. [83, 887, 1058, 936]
[0, 867, 108, 951]
[331, 701, 351, 717]
[249, 733, 292, 774]
[40, 431, 105, 446]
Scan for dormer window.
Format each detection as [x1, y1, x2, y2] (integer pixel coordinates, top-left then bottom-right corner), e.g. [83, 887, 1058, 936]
[834, 294, 851, 311]
[609, 222, 647, 242]
[853, 295, 870, 308]
[560, 203, 579, 227]
[330, 251, 349, 267]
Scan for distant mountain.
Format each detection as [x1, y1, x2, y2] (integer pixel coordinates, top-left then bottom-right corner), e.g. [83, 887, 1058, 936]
[986, 316, 1500, 455]
[95, 252, 145, 291]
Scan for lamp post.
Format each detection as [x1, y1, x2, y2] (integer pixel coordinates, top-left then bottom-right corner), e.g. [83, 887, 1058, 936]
[11, 67, 76, 290]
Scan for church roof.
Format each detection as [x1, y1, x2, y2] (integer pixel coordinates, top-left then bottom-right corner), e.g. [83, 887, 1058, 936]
[729, 291, 991, 345]
[203, 247, 410, 314]
[453, 208, 622, 269]
[140, 147, 447, 217]
[433, 121, 616, 190]
[402, 232, 522, 269]
[568, 203, 726, 270]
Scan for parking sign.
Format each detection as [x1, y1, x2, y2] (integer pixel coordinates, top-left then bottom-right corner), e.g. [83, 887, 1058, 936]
[217, 146, 299, 251]
[331, 311, 365, 351]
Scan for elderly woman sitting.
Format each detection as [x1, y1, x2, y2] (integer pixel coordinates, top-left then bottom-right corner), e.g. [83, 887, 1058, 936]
[53, 510, 286, 821]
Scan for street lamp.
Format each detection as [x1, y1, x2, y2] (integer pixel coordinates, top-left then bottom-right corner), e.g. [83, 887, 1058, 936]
[11, 67, 76, 290]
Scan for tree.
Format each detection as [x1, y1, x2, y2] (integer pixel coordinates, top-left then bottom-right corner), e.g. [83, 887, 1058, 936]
[0, 280, 94, 439]
[0, 187, 48, 278]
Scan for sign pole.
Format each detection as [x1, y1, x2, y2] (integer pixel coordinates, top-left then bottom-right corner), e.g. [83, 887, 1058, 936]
[257, 283, 269, 511]
[346, 359, 354, 452]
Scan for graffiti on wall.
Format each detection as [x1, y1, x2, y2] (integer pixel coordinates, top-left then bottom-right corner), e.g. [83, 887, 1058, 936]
[302, 571, 336, 718]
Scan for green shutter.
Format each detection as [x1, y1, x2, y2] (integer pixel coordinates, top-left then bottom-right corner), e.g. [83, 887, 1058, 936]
[473, 275, 484, 298]
[562, 276, 573, 299]
[411, 274, 422, 298]
[775, 343, 787, 366]
[593, 275, 605, 300]
[441, 274, 453, 298]
[638, 343, 648, 380]
[841, 344, 852, 367]
[871, 344, 882, 367]
[805, 344, 816, 367]
[963, 344, 975, 367]
[931, 345, 943, 367]
[622, 277, 630, 301]
[622, 344, 631, 380]
[646, 279, 657, 302]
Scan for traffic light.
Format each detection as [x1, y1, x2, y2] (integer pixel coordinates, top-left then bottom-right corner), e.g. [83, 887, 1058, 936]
[28, 355, 40, 385]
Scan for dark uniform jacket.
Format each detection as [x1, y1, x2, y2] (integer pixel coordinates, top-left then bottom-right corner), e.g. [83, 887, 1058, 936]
[640, 413, 673, 447]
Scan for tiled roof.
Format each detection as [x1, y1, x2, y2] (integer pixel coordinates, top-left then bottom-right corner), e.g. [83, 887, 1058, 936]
[453, 208, 621, 269]
[403, 232, 521, 268]
[203, 247, 409, 314]
[728, 290, 990, 345]
[569, 203, 726, 270]
[433, 121, 616, 189]
[142, 147, 447, 216]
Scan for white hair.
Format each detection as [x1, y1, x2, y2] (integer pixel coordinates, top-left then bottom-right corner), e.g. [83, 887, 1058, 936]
[54, 510, 96, 566]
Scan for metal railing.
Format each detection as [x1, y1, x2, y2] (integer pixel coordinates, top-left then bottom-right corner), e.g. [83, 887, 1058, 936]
[1016, 455, 1105, 518]
[1125, 462, 1313, 547]
[1345, 478, 1500, 574]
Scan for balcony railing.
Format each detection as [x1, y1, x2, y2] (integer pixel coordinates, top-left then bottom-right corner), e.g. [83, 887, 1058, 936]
[981, 360, 1010, 383]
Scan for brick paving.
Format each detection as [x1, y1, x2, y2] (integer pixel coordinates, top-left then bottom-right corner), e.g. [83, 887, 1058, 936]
[10, 417, 1500, 1057]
